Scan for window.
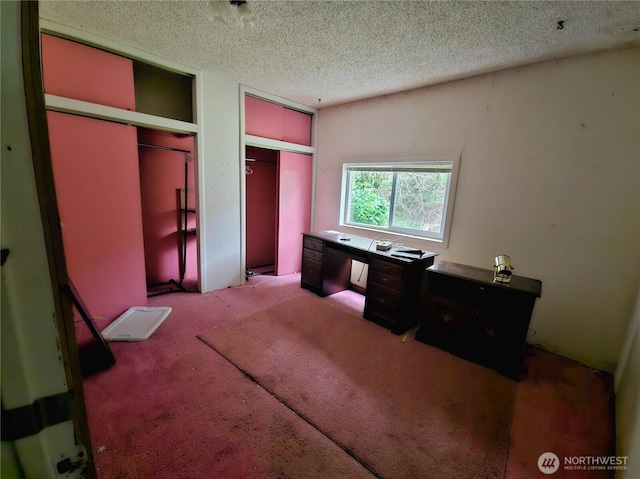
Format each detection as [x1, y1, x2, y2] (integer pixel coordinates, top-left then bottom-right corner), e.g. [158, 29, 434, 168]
[340, 159, 459, 245]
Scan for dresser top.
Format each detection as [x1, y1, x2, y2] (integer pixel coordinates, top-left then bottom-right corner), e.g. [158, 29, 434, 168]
[428, 261, 542, 297]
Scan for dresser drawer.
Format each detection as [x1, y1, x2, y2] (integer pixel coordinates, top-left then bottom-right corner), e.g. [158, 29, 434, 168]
[301, 257, 322, 288]
[303, 247, 323, 263]
[426, 296, 477, 337]
[472, 313, 522, 350]
[370, 257, 404, 278]
[368, 269, 404, 290]
[428, 274, 487, 306]
[419, 261, 542, 380]
[303, 236, 324, 253]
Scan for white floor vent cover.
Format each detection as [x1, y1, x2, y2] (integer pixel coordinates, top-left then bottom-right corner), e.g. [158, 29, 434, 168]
[101, 307, 172, 342]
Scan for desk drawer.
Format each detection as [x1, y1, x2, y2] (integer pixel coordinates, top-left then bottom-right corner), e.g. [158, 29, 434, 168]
[366, 281, 403, 311]
[368, 269, 404, 291]
[303, 247, 323, 263]
[370, 257, 404, 278]
[302, 257, 322, 288]
[365, 308, 398, 328]
[303, 236, 324, 253]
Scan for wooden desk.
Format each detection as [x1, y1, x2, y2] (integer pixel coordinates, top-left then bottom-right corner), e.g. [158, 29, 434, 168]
[301, 231, 437, 333]
[415, 261, 542, 380]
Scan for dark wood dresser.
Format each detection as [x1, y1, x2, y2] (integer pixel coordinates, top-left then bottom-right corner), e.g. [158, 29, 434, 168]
[301, 232, 437, 334]
[415, 261, 542, 380]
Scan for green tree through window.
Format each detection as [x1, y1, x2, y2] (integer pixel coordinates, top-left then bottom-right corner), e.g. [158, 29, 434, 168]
[393, 171, 448, 233]
[349, 171, 391, 226]
[341, 160, 458, 243]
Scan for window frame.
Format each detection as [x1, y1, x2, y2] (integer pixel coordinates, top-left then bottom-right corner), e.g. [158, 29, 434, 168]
[339, 157, 460, 247]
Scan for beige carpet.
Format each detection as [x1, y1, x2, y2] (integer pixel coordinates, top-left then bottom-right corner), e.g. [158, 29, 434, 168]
[199, 293, 517, 479]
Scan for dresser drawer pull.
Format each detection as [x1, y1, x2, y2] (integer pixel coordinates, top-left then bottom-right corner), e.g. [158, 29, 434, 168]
[485, 328, 497, 337]
[442, 313, 453, 322]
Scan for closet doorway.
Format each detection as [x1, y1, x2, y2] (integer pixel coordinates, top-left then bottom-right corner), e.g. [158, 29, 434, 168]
[245, 145, 312, 278]
[138, 128, 198, 295]
[246, 146, 277, 276]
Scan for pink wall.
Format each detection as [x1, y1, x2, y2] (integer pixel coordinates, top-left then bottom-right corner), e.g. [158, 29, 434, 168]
[41, 33, 136, 111]
[245, 147, 277, 268]
[138, 129, 197, 284]
[276, 152, 313, 275]
[47, 111, 147, 320]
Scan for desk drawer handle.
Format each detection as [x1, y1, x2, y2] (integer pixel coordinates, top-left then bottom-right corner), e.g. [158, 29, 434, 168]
[485, 328, 497, 337]
[442, 313, 453, 322]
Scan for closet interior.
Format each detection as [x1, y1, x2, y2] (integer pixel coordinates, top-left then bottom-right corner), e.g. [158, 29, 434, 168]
[135, 60, 197, 296]
[138, 129, 197, 297]
[41, 32, 198, 324]
[245, 146, 278, 276]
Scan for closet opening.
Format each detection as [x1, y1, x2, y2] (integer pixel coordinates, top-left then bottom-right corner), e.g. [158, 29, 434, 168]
[138, 128, 198, 296]
[245, 145, 277, 279]
[244, 144, 313, 280]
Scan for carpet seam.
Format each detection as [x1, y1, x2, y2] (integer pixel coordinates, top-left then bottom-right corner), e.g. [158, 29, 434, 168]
[500, 357, 524, 479]
[196, 335, 384, 479]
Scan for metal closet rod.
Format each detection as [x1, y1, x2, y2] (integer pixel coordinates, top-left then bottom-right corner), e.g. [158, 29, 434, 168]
[138, 143, 191, 154]
[245, 158, 274, 163]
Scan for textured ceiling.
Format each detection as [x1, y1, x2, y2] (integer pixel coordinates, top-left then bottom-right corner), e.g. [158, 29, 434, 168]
[39, 1, 640, 108]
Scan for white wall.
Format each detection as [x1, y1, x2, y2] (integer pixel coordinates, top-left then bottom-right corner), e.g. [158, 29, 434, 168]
[197, 71, 243, 292]
[1, 2, 83, 476]
[315, 48, 640, 371]
[615, 286, 640, 479]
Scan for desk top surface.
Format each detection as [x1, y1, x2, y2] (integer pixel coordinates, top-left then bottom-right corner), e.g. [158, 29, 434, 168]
[305, 231, 438, 264]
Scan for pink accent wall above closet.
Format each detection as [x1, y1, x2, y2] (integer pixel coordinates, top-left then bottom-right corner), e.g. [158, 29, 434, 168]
[245, 95, 284, 140]
[47, 111, 147, 320]
[245, 95, 312, 146]
[283, 107, 312, 146]
[41, 33, 136, 111]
